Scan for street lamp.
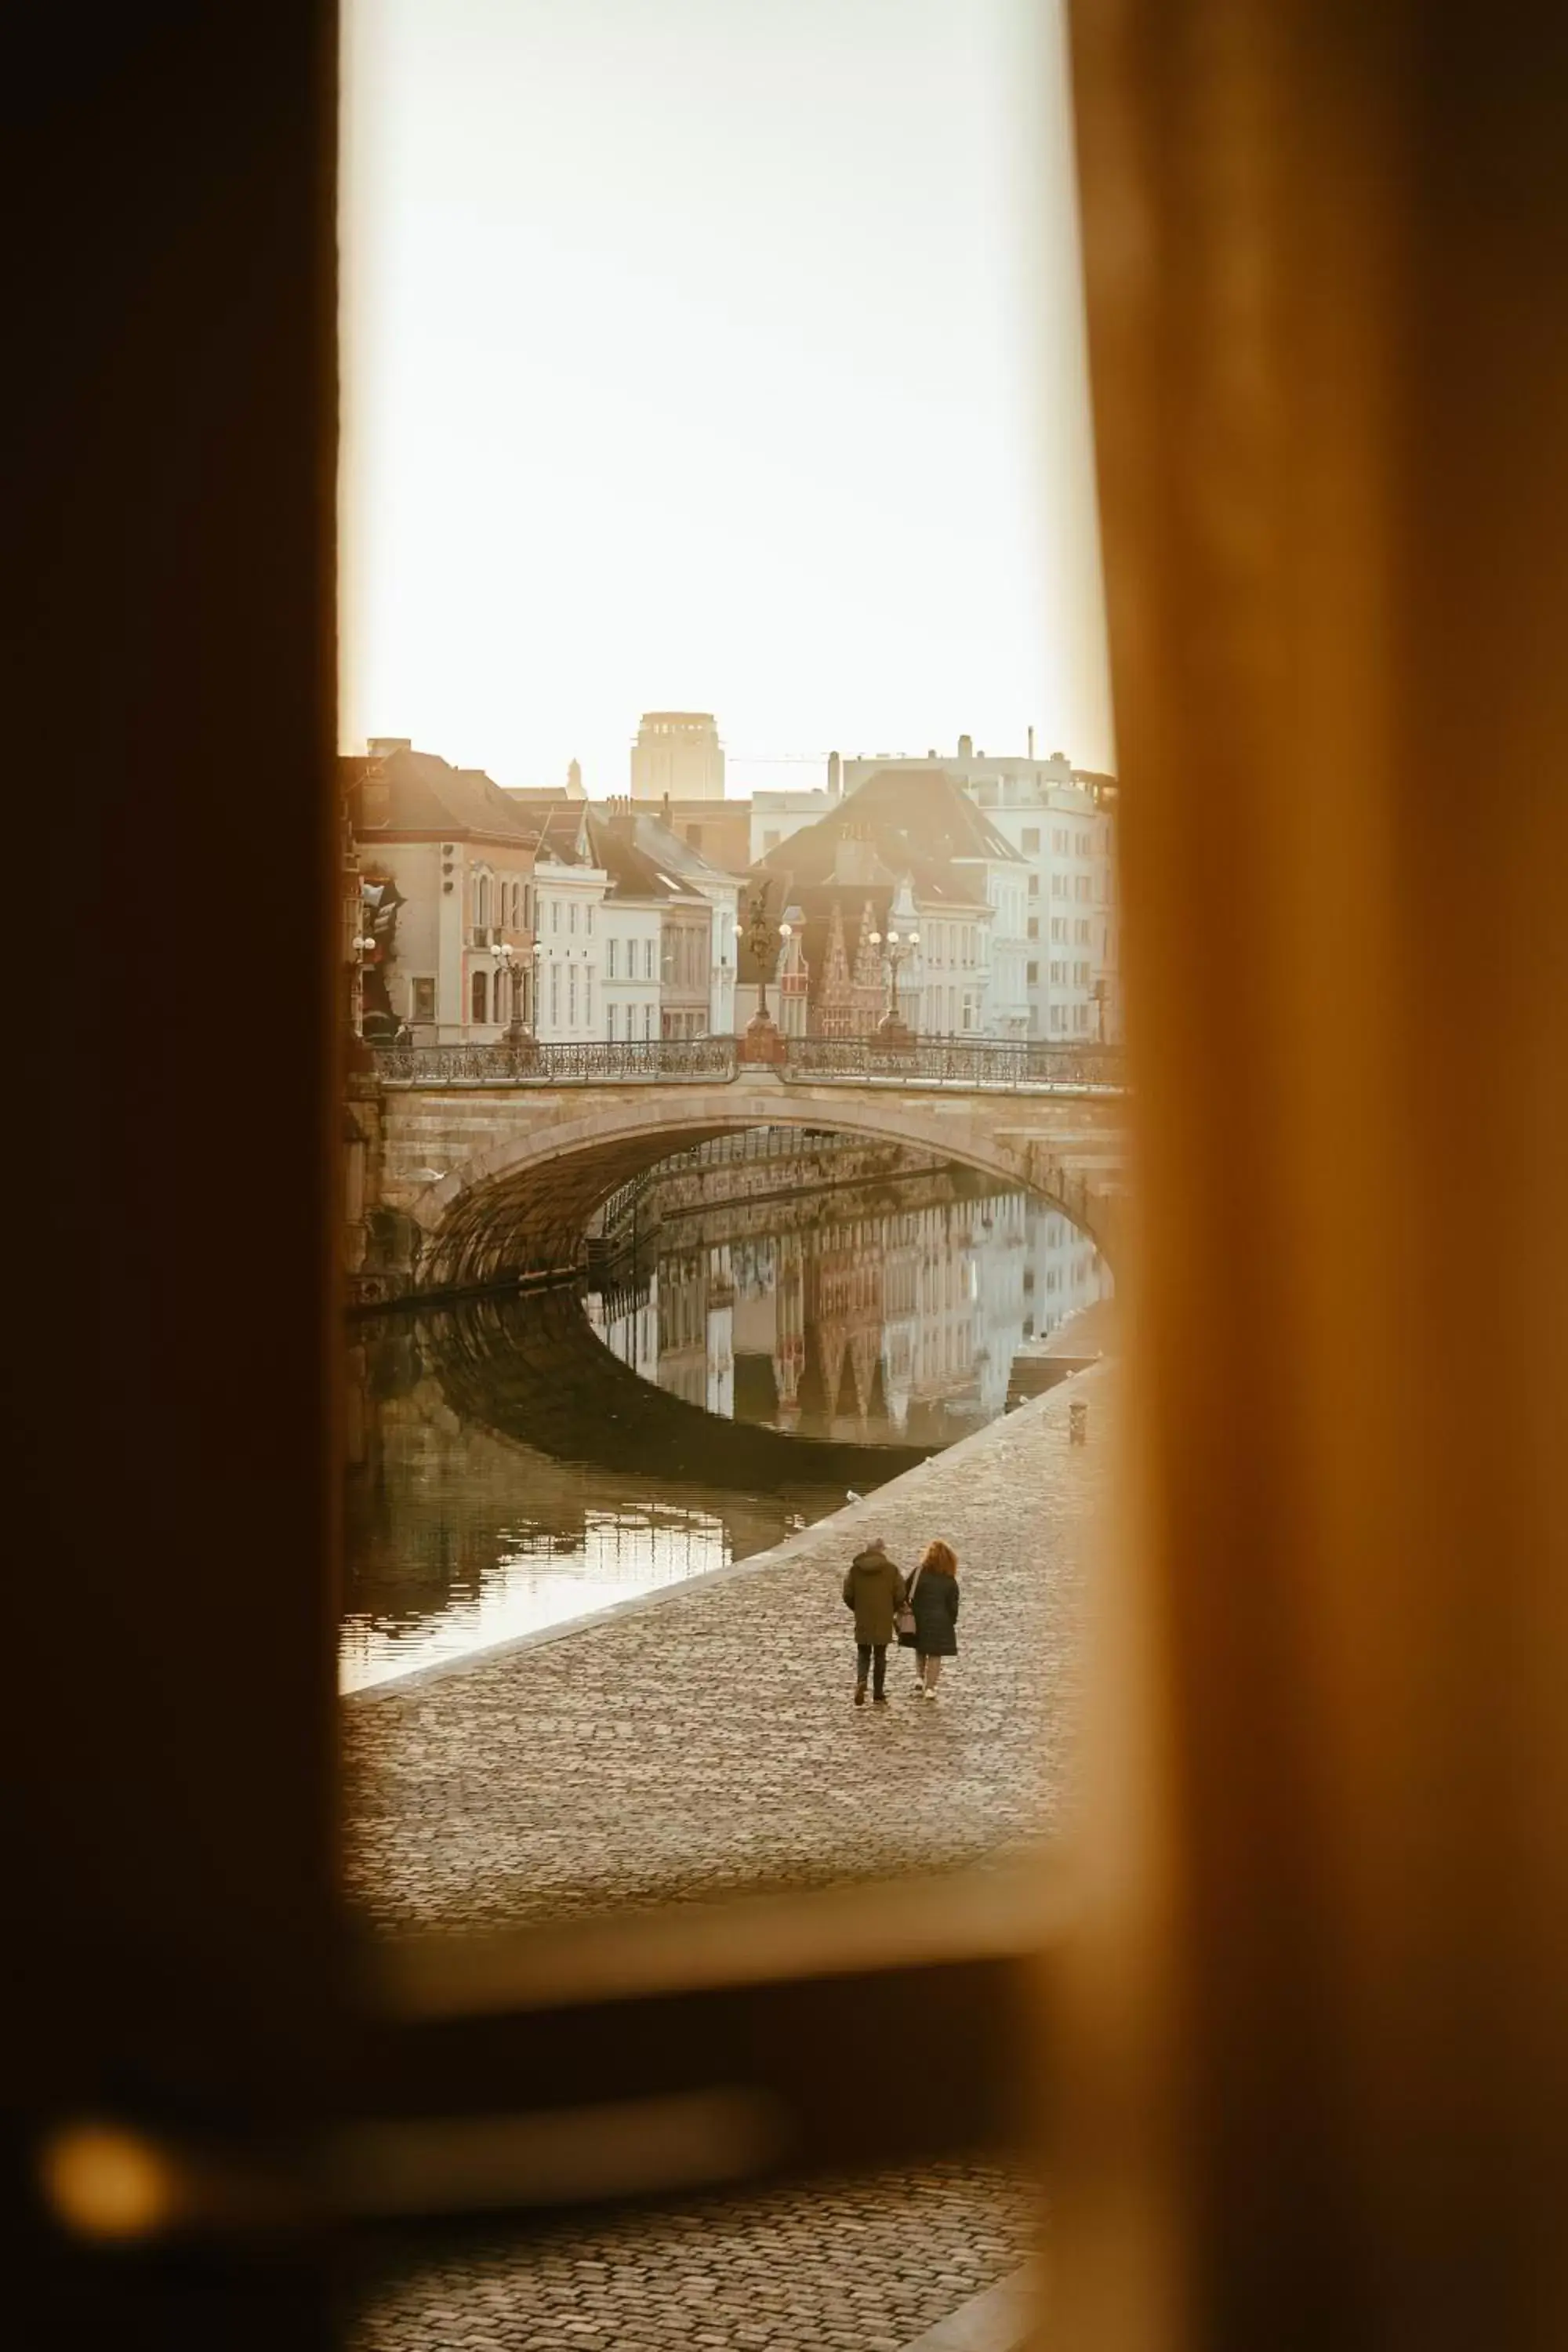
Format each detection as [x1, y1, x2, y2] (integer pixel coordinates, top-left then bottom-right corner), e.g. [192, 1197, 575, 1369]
[735, 886, 792, 1025]
[494, 938, 538, 1058]
[350, 932, 379, 1038]
[866, 923, 920, 1046]
[735, 882, 792, 1060]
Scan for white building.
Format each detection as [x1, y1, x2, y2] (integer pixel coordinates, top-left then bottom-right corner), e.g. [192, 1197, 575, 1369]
[842, 737, 1120, 1041]
[750, 753, 845, 862]
[630, 710, 725, 803]
[531, 804, 609, 1045]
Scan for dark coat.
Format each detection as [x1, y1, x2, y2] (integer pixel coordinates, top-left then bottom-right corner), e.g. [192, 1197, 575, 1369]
[909, 1565, 960, 1657]
[842, 1545, 906, 1645]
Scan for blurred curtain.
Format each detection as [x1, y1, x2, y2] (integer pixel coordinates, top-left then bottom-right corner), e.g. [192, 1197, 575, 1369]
[1057, 4, 1568, 2347]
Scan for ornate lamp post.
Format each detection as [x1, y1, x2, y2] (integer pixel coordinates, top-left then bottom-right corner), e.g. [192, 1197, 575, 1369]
[350, 933, 378, 1036]
[866, 922, 920, 1048]
[494, 938, 538, 1062]
[735, 882, 791, 1062]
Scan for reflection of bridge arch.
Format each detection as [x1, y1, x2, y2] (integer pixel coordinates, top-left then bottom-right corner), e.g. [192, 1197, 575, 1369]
[379, 1076, 1125, 1296]
[402, 1287, 931, 1494]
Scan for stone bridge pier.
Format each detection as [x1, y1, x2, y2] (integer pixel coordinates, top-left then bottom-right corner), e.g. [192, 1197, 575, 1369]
[349, 1068, 1129, 1305]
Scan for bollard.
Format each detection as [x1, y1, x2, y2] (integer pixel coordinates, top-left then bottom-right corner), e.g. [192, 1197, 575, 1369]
[1069, 1398, 1088, 1446]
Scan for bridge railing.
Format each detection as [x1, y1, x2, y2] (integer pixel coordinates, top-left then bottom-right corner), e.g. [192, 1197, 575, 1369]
[372, 1034, 1124, 1091]
[779, 1036, 1126, 1090]
[374, 1038, 739, 1086]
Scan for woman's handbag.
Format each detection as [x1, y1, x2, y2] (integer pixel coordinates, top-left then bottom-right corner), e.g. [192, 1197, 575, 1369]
[895, 1566, 922, 1647]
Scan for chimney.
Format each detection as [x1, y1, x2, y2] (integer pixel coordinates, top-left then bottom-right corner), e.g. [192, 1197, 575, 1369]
[957, 733, 974, 761]
[1027, 725, 1036, 760]
[827, 750, 842, 800]
[367, 735, 411, 758]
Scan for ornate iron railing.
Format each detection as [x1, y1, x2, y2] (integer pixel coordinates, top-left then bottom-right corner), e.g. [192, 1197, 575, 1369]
[373, 1034, 1123, 1091]
[374, 1037, 739, 1086]
[779, 1035, 1125, 1089]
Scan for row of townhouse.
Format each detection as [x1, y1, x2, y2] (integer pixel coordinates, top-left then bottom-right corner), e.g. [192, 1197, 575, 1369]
[345, 743, 736, 1046]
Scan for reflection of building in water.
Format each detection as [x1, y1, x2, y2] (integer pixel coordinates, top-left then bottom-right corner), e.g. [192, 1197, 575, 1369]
[1024, 1207, 1109, 1345]
[645, 1249, 735, 1418]
[595, 1180, 1110, 1448]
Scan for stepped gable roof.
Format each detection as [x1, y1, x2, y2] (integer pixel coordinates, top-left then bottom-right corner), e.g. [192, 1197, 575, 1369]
[351, 746, 539, 844]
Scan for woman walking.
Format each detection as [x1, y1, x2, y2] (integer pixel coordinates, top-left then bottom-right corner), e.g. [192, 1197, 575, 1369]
[909, 1538, 960, 1700]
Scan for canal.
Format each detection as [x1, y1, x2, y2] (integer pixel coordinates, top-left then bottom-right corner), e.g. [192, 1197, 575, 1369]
[343, 1134, 1112, 1689]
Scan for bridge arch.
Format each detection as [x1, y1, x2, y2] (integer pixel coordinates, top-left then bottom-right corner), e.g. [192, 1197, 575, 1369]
[388, 1080, 1120, 1295]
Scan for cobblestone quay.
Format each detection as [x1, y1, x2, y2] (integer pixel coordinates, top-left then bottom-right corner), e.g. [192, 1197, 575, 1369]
[346, 1366, 1111, 1936]
[346, 1365, 1112, 2349]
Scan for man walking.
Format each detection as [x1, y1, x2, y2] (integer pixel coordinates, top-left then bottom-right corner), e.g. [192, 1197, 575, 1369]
[842, 1536, 905, 1708]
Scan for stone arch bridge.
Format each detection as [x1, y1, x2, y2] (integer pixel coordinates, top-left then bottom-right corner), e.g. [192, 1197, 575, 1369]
[349, 1044, 1130, 1305]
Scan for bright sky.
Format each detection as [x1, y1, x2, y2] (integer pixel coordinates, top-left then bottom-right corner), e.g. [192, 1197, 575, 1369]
[340, 0, 1112, 796]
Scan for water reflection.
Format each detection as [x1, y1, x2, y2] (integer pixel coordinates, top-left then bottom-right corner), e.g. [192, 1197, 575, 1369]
[343, 1167, 1109, 1690]
[591, 1183, 1110, 1446]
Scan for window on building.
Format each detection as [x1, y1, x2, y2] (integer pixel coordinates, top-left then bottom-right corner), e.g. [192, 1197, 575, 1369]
[410, 976, 435, 1022]
[1027, 916, 1040, 940]
[568, 964, 578, 1025]
[586, 906, 593, 935]
[606, 938, 618, 979]
[550, 963, 560, 1025]
[1022, 826, 1040, 852]
[585, 975, 593, 1026]
[471, 969, 488, 1024]
[1027, 960, 1040, 985]
[569, 902, 578, 935]
[1028, 873, 1040, 898]
[550, 899, 560, 932]
[643, 1002, 653, 1040]
[607, 1003, 616, 1040]
[645, 938, 655, 981]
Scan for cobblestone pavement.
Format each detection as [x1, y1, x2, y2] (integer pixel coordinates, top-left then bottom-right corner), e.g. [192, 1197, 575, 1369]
[348, 2158, 1039, 2352]
[343, 1370, 1106, 2346]
[345, 1366, 1112, 1936]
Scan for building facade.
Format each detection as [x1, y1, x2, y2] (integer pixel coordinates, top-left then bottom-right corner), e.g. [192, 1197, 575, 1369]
[346, 740, 539, 1043]
[530, 803, 610, 1045]
[626, 808, 739, 1038]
